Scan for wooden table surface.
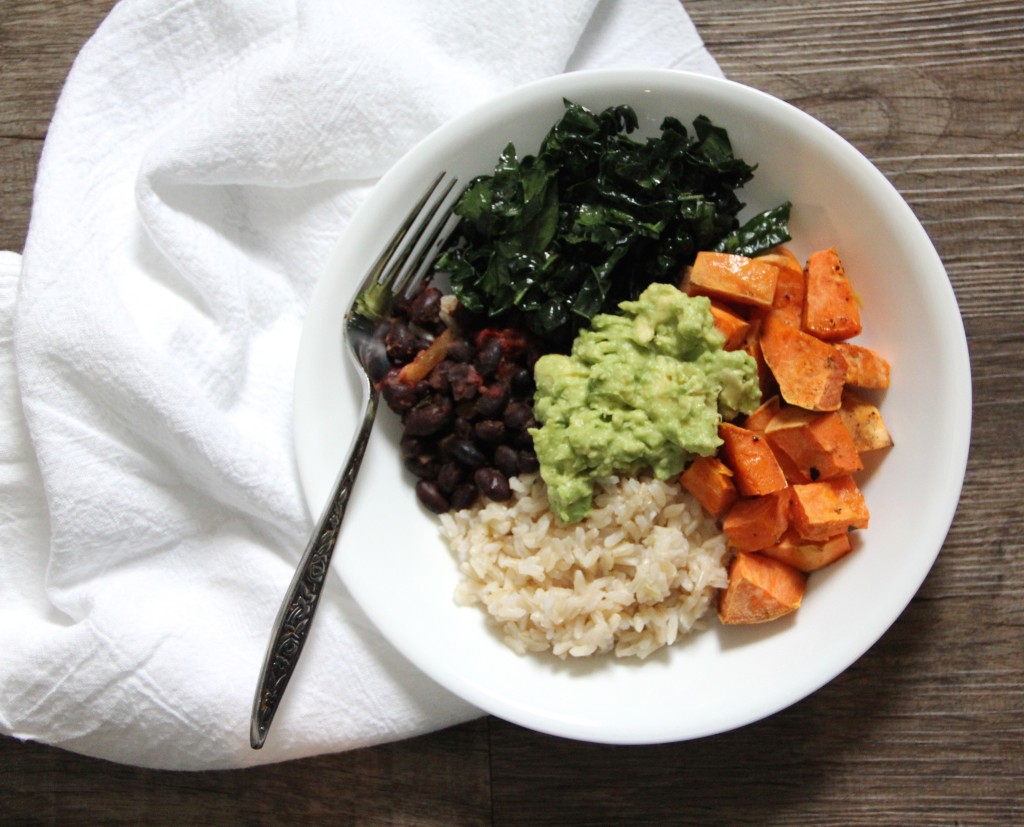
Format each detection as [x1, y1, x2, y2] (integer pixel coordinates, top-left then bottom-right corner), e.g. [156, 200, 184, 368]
[2, 1, 1021, 824]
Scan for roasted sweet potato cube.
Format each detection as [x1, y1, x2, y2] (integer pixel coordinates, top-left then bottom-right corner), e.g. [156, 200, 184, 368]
[718, 422, 788, 496]
[790, 476, 869, 542]
[767, 256, 806, 329]
[718, 551, 805, 624]
[771, 447, 814, 485]
[743, 394, 782, 434]
[722, 489, 791, 552]
[762, 527, 852, 572]
[764, 408, 863, 482]
[760, 314, 847, 411]
[709, 301, 751, 350]
[683, 251, 780, 308]
[680, 455, 738, 518]
[803, 247, 862, 341]
[835, 342, 891, 389]
[839, 391, 894, 452]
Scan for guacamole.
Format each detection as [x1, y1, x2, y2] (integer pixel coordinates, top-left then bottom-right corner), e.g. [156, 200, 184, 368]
[530, 283, 761, 523]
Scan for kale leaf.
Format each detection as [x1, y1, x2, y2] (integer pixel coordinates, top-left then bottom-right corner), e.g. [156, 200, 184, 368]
[714, 201, 793, 258]
[436, 100, 790, 346]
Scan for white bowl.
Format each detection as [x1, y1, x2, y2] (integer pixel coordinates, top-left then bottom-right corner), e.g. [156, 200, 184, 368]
[293, 69, 971, 743]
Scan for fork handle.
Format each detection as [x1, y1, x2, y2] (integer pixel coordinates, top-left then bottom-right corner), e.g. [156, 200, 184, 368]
[250, 389, 380, 749]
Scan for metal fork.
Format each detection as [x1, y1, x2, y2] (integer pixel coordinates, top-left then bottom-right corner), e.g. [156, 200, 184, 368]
[250, 172, 459, 749]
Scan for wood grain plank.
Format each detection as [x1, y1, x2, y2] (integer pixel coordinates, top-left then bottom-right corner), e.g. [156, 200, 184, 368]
[0, 0, 122, 251]
[0, 0, 120, 139]
[0, 719, 493, 825]
[0, 137, 45, 252]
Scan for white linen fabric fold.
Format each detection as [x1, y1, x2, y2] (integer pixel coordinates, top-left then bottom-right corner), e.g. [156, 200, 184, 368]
[0, 0, 721, 769]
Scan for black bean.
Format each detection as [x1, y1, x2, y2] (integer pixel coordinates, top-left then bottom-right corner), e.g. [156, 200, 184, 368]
[437, 462, 464, 493]
[493, 444, 519, 479]
[426, 362, 450, 394]
[385, 321, 421, 364]
[409, 286, 442, 326]
[446, 362, 482, 401]
[475, 338, 503, 378]
[450, 483, 478, 511]
[517, 448, 540, 474]
[474, 467, 512, 501]
[381, 375, 419, 414]
[403, 396, 452, 437]
[360, 341, 392, 384]
[403, 453, 439, 480]
[390, 291, 414, 319]
[503, 401, 533, 432]
[475, 383, 510, 419]
[452, 416, 474, 440]
[436, 433, 454, 458]
[473, 419, 505, 444]
[446, 337, 475, 363]
[400, 435, 440, 480]
[450, 438, 487, 468]
[399, 435, 429, 460]
[415, 480, 449, 514]
[513, 428, 535, 449]
[509, 366, 534, 396]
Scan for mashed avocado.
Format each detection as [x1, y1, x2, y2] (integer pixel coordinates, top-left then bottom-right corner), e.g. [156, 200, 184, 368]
[530, 283, 761, 523]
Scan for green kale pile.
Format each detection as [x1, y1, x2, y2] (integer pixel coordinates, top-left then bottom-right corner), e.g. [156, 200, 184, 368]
[436, 100, 791, 347]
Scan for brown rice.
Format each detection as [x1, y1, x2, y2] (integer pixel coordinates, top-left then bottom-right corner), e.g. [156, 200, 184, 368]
[439, 473, 729, 659]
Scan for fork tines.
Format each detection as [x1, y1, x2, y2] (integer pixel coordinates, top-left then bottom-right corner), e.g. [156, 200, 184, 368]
[376, 172, 460, 302]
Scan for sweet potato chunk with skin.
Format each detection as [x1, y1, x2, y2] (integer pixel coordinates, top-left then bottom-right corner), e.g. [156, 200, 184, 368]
[709, 302, 751, 350]
[803, 247, 862, 341]
[722, 489, 791, 552]
[757, 245, 802, 273]
[718, 422, 788, 496]
[743, 394, 782, 434]
[718, 552, 805, 624]
[790, 476, 869, 542]
[839, 390, 894, 452]
[764, 408, 863, 482]
[680, 456, 738, 517]
[835, 342, 891, 389]
[762, 527, 852, 572]
[742, 322, 777, 400]
[683, 251, 780, 308]
[760, 314, 847, 411]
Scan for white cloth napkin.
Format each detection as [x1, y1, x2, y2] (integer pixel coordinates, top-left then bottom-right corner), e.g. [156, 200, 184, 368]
[0, 0, 721, 770]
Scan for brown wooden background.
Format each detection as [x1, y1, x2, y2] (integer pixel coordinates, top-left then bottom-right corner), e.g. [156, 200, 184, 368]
[2, 1, 1021, 824]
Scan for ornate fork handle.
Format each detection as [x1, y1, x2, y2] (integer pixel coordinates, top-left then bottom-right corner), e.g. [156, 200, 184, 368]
[250, 384, 380, 749]
[249, 171, 457, 749]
